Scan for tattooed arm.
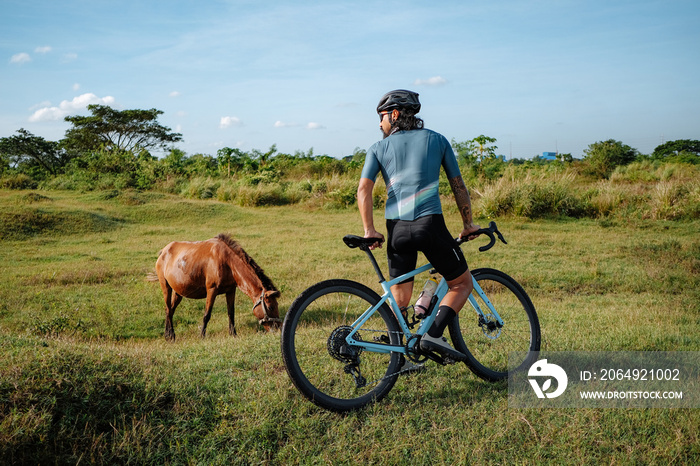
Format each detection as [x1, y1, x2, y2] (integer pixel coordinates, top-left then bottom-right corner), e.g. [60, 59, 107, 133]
[448, 175, 480, 240]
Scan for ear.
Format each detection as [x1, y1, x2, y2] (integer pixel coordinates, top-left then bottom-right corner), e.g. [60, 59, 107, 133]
[265, 290, 281, 299]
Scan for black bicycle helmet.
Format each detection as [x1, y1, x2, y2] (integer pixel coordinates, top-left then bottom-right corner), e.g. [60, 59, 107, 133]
[376, 89, 421, 114]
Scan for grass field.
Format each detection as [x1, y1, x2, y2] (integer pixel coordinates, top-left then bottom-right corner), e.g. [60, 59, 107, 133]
[1, 189, 698, 464]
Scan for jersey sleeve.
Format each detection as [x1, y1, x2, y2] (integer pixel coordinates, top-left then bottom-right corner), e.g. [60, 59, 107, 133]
[360, 143, 381, 181]
[440, 136, 461, 179]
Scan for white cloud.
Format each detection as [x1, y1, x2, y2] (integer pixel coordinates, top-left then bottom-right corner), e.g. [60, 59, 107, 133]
[28, 93, 116, 122]
[414, 76, 448, 86]
[72, 83, 81, 91]
[62, 53, 78, 62]
[219, 116, 242, 128]
[306, 122, 325, 130]
[274, 121, 299, 128]
[10, 53, 31, 64]
[35, 46, 52, 54]
[30, 100, 52, 111]
[169, 91, 181, 98]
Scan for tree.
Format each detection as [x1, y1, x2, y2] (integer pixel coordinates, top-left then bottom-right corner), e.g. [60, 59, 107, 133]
[63, 105, 182, 154]
[451, 135, 498, 165]
[652, 140, 700, 161]
[583, 139, 638, 178]
[451, 138, 477, 165]
[217, 147, 258, 175]
[472, 135, 498, 161]
[0, 128, 65, 175]
[250, 144, 278, 168]
[557, 153, 573, 163]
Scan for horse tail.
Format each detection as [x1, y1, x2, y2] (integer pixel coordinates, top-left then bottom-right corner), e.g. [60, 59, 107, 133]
[146, 248, 165, 282]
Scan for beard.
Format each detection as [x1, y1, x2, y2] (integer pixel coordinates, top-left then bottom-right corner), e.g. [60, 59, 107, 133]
[381, 123, 395, 139]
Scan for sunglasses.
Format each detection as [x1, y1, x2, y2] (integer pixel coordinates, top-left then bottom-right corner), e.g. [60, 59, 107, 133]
[379, 111, 391, 122]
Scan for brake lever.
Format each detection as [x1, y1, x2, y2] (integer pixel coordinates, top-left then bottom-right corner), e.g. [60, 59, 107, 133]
[457, 221, 507, 252]
[492, 223, 508, 245]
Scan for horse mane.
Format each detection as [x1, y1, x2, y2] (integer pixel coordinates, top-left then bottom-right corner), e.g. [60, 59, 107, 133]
[216, 233, 278, 292]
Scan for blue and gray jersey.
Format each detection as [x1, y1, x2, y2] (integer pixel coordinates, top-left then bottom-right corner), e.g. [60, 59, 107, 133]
[361, 129, 461, 221]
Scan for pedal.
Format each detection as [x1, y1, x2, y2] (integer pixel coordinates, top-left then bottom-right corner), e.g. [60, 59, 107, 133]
[420, 350, 445, 366]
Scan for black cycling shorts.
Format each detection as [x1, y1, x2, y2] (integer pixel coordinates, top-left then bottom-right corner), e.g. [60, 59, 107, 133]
[386, 214, 468, 282]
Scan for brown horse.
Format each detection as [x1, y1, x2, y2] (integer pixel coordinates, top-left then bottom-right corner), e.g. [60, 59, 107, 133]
[152, 233, 281, 340]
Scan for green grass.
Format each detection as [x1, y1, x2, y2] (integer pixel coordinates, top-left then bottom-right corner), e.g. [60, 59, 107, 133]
[0, 188, 698, 464]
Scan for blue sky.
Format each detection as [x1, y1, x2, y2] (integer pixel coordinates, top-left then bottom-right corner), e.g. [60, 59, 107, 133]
[2, 0, 698, 159]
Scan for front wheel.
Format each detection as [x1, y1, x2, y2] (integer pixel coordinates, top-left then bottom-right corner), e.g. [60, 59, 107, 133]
[449, 268, 541, 381]
[281, 279, 402, 412]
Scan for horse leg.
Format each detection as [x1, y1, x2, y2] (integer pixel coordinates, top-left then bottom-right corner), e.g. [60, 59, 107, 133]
[201, 289, 216, 338]
[161, 281, 181, 341]
[165, 288, 182, 340]
[226, 289, 237, 337]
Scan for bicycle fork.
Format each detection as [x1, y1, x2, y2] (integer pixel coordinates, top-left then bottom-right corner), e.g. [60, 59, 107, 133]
[468, 277, 505, 338]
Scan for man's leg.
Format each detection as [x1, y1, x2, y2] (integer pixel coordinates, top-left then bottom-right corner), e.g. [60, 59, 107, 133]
[440, 270, 473, 313]
[420, 270, 473, 361]
[390, 281, 414, 310]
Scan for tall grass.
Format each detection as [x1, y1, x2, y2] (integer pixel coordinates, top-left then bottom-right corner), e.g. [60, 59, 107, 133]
[478, 169, 589, 218]
[475, 164, 699, 220]
[0, 189, 698, 464]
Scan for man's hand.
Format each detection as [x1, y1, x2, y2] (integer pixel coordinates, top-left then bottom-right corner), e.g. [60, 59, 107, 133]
[364, 228, 385, 250]
[458, 223, 481, 242]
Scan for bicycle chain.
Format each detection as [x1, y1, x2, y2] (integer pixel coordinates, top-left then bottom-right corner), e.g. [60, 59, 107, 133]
[358, 328, 427, 386]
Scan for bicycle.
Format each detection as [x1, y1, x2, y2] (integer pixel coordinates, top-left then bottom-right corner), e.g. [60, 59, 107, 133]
[281, 221, 541, 412]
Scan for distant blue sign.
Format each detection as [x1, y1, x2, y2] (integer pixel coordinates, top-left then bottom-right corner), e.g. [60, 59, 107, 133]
[542, 152, 557, 160]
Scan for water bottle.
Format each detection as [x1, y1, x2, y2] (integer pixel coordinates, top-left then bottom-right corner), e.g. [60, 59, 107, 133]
[415, 277, 438, 318]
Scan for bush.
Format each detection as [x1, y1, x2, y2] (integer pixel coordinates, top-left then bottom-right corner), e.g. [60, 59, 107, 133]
[181, 177, 221, 200]
[582, 139, 639, 178]
[479, 170, 588, 219]
[1, 173, 38, 189]
[610, 161, 660, 183]
[650, 180, 699, 220]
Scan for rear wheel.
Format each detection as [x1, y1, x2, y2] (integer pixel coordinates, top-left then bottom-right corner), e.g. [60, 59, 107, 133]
[281, 279, 402, 412]
[449, 268, 540, 381]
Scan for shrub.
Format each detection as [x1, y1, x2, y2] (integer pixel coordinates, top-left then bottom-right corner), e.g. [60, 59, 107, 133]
[479, 170, 587, 219]
[587, 182, 630, 217]
[583, 139, 639, 178]
[650, 180, 698, 220]
[1, 173, 38, 189]
[610, 161, 659, 183]
[181, 177, 221, 200]
[221, 183, 290, 207]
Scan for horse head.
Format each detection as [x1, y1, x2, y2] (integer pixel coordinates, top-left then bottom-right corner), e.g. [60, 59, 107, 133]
[253, 289, 282, 331]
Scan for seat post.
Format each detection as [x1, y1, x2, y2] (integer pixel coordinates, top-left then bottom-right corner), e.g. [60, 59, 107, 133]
[360, 246, 386, 282]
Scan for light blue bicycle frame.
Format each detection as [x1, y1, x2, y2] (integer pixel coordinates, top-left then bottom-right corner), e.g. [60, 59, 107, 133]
[345, 262, 505, 355]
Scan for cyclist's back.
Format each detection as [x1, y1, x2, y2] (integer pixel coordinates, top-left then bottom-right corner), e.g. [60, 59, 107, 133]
[362, 128, 461, 221]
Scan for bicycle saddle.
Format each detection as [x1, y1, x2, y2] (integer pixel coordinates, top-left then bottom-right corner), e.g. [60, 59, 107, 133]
[343, 235, 383, 249]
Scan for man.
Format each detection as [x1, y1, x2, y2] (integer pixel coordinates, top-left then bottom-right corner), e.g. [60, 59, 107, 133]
[357, 89, 480, 361]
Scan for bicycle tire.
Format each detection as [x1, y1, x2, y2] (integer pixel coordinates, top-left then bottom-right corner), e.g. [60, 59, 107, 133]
[449, 268, 540, 381]
[281, 279, 403, 412]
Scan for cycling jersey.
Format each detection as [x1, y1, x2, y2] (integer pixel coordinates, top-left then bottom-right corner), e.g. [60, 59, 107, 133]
[360, 129, 461, 221]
